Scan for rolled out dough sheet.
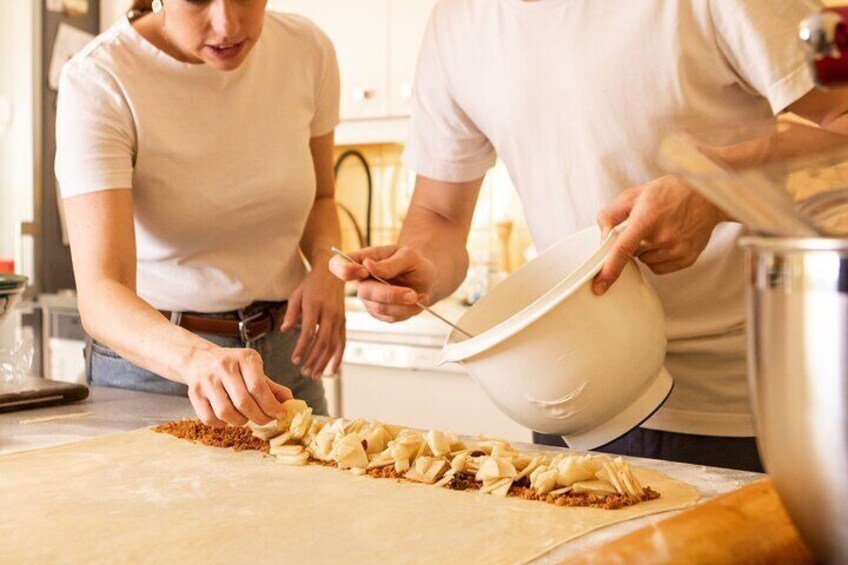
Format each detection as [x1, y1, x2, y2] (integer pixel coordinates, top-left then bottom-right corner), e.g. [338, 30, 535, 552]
[0, 429, 699, 564]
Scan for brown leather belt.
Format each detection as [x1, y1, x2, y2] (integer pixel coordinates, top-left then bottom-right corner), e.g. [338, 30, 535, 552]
[160, 301, 287, 344]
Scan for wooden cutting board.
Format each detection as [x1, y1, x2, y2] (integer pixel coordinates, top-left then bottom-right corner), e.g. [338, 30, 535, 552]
[0, 428, 699, 564]
[0, 377, 89, 413]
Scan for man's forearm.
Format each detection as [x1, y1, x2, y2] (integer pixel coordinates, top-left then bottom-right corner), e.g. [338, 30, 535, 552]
[396, 175, 483, 304]
[399, 201, 470, 304]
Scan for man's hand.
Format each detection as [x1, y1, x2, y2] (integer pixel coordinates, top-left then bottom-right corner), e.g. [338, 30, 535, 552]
[594, 175, 729, 295]
[329, 245, 436, 323]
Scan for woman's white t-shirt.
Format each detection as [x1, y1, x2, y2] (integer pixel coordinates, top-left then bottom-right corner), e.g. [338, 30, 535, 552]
[55, 12, 340, 313]
[403, 0, 819, 437]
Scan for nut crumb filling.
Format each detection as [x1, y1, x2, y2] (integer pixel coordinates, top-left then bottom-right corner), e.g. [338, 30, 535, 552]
[154, 420, 268, 452]
[510, 485, 661, 510]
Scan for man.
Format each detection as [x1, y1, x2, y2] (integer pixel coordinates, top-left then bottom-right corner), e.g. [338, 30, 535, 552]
[331, 0, 848, 471]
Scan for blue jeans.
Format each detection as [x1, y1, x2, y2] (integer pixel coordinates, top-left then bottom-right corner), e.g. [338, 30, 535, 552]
[533, 428, 763, 472]
[85, 321, 328, 416]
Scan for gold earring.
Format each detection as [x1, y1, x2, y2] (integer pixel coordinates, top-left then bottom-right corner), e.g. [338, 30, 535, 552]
[152, 0, 163, 13]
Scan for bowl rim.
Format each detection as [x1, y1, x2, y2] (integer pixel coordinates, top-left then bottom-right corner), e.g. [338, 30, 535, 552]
[438, 226, 620, 364]
[561, 368, 674, 450]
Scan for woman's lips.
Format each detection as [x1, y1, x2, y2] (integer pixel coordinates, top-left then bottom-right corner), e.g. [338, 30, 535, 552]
[205, 40, 246, 60]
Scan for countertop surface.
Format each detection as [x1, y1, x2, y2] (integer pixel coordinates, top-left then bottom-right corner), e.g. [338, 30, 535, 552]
[0, 387, 194, 456]
[345, 295, 466, 340]
[1, 387, 764, 561]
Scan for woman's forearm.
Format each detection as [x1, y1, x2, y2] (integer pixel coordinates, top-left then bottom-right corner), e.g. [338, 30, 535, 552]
[78, 280, 216, 384]
[301, 132, 342, 274]
[64, 190, 216, 385]
[300, 195, 342, 273]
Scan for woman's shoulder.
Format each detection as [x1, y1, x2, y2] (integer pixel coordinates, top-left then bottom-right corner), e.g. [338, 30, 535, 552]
[60, 28, 127, 93]
[61, 18, 138, 84]
[263, 11, 335, 56]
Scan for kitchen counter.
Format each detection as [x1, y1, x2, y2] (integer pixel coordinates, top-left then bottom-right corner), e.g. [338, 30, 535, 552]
[345, 295, 466, 345]
[1, 387, 764, 561]
[0, 387, 194, 456]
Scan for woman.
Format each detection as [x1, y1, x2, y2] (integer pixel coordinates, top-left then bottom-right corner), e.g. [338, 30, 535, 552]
[55, 0, 346, 427]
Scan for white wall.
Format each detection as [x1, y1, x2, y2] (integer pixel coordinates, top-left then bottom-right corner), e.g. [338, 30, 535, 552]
[100, 0, 131, 31]
[0, 0, 36, 265]
[0, 0, 36, 348]
[0, 0, 127, 274]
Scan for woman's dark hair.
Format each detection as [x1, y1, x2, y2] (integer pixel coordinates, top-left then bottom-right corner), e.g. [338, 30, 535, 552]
[130, 0, 154, 15]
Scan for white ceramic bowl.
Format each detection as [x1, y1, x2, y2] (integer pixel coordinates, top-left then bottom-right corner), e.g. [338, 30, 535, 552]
[438, 226, 672, 450]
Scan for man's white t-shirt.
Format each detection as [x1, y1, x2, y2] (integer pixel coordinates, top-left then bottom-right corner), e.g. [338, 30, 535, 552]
[56, 12, 340, 313]
[404, 0, 819, 437]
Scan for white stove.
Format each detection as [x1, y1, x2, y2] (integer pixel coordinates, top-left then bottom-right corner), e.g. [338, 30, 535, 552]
[340, 297, 532, 443]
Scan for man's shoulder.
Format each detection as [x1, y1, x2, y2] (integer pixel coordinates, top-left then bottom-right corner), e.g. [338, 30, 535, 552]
[430, 0, 499, 25]
[426, 0, 496, 44]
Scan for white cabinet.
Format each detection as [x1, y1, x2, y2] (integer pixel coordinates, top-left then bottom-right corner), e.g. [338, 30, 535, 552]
[269, 0, 435, 144]
[312, 0, 389, 121]
[388, 0, 436, 117]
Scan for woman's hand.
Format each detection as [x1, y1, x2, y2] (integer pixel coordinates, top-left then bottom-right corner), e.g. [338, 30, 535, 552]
[184, 347, 293, 427]
[281, 266, 347, 379]
[594, 175, 730, 295]
[329, 245, 436, 323]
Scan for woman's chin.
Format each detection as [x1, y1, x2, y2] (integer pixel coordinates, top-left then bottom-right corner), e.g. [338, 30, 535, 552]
[205, 58, 246, 71]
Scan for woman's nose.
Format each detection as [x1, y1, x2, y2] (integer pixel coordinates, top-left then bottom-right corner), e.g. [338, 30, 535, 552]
[208, 0, 241, 39]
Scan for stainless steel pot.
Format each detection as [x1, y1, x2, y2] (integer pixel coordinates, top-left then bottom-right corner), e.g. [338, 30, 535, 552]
[742, 236, 848, 563]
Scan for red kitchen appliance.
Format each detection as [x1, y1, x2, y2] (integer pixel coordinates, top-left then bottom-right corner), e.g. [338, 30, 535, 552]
[801, 6, 848, 87]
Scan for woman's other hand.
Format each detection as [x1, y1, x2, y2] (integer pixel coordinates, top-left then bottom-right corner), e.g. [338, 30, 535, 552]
[184, 347, 292, 427]
[281, 267, 346, 380]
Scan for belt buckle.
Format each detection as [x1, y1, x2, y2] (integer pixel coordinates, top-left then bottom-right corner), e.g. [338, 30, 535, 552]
[238, 310, 270, 345]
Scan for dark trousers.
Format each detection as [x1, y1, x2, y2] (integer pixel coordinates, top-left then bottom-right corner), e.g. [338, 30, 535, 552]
[533, 427, 764, 473]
